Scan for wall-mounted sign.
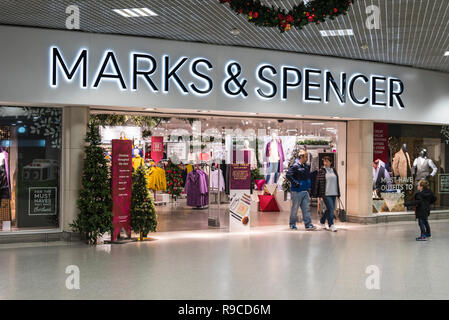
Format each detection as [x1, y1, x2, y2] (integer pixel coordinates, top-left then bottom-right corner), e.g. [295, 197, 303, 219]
[28, 187, 57, 215]
[439, 174, 449, 194]
[49, 47, 405, 109]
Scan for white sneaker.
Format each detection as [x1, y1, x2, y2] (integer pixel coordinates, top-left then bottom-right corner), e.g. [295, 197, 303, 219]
[330, 225, 337, 232]
[319, 223, 327, 230]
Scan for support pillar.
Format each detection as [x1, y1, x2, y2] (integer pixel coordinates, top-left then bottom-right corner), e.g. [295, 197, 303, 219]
[346, 120, 373, 222]
[62, 106, 90, 232]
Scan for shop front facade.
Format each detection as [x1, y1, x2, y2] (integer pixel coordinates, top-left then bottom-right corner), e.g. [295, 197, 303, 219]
[0, 25, 449, 240]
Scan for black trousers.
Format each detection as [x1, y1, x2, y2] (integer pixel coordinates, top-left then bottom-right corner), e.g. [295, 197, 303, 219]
[418, 218, 431, 236]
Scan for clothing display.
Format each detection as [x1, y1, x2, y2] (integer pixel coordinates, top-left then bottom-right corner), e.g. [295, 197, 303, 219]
[373, 160, 391, 195]
[146, 166, 167, 191]
[199, 152, 210, 161]
[132, 155, 145, 171]
[392, 148, 411, 178]
[210, 168, 225, 192]
[413, 156, 437, 182]
[265, 139, 285, 171]
[184, 169, 209, 207]
[0, 150, 10, 199]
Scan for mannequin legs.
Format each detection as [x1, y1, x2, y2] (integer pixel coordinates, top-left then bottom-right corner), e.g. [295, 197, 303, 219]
[266, 162, 280, 184]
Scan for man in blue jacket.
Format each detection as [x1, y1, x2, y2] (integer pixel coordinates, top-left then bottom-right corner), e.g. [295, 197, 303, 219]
[286, 150, 317, 230]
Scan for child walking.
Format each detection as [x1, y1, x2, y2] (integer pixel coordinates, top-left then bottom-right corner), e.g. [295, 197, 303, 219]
[404, 179, 437, 241]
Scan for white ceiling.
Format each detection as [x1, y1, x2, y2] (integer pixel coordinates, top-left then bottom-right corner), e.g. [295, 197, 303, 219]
[0, 0, 448, 73]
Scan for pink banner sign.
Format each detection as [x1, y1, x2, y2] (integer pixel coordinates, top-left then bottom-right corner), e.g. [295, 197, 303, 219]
[111, 139, 132, 241]
[230, 164, 251, 190]
[373, 123, 389, 164]
[151, 136, 164, 163]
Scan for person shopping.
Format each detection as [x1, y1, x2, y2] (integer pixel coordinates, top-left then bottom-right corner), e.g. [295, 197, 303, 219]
[314, 156, 340, 232]
[404, 179, 436, 241]
[286, 150, 316, 230]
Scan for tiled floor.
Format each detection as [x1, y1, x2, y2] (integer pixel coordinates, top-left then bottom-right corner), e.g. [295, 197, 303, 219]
[1, 220, 449, 299]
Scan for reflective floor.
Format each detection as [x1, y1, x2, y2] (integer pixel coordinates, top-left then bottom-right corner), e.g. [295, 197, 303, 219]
[1, 220, 449, 300]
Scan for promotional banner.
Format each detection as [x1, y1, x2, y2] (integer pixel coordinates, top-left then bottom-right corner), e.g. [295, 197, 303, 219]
[111, 139, 132, 241]
[151, 136, 164, 163]
[373, 123, 389, 164]
[230, 164, 251, 190]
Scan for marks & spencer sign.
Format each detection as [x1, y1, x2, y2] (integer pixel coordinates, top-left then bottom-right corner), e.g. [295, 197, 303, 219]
[49, 47, 405, 109]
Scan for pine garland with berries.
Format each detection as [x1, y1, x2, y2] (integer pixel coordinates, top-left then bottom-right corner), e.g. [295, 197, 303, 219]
[165, 160, 184, 199]
[220, 0, 355, 33]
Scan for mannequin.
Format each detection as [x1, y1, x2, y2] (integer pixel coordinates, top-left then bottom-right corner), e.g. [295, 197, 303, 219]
[392, 143, 412, 179]
[413, 148, 437, 184]
[0, 147, 10, 199]
[242, 139, 257, 170]
[265, 131, 285, 184]
[132, 148, 145, 171]
[373, 159, 391, 197]
[119, 131, 128, 140]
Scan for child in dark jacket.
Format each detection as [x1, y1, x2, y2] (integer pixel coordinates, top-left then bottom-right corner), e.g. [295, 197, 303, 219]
[404, 179, 437, 241]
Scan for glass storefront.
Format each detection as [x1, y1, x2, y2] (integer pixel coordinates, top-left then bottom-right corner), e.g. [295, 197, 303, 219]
[0, 106, 62, 232]
[372, 122, 449, 214]
[96, 112, 346, 232]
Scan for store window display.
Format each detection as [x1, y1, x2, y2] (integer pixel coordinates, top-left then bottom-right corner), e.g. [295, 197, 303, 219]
[0, 106, 62, 232]
[372, 123, 449, 215]
[95, 114, 346, 232]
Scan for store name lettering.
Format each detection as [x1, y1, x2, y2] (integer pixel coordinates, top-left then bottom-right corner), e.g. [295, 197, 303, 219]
[50, 47, 405, 109]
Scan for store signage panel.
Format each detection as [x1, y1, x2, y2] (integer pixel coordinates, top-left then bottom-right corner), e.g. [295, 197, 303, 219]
[2, 26, 449, 124]
[49, 46, 405, 110]
[111, 139, 132, 241]
[28, 187, 57, 216]
[439, 174, 449, 194]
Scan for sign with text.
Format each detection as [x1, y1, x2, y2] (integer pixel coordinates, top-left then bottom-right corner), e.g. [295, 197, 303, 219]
[230, 164, 251, 190]
[439, 174, 449, 194]
[28, 187, 57, 215]
[373, 123, 389, 163]
[151, 136, 164, 163]
[112, 139, 132, 241]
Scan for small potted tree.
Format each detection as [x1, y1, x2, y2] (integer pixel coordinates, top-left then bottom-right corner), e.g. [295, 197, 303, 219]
[131, 165, 157, 240]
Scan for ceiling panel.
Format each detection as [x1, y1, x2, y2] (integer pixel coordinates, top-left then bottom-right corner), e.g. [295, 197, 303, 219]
[0, 0, 448, 73]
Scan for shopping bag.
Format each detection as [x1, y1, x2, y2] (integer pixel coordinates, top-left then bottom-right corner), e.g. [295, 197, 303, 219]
[258, 195, 280, 212]
[336, 197, 347, 222]
[317, 198, 327, 218]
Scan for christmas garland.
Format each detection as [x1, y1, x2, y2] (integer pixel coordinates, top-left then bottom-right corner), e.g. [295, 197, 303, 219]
[219, 0, 355, 33]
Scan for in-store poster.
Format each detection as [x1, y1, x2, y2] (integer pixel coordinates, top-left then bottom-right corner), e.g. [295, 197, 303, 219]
[374, 123, 389, 164]
[151, 136, 164, 163]
[230, 164, 251, 190]
[111, 139, 132, 241]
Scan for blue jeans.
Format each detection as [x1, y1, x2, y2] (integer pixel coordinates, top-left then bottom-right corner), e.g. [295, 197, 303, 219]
[320, 196, 336, 227]
[266, 162, 279, 184]
[418, 218, 431, 236]
[290, 191, 312, 228]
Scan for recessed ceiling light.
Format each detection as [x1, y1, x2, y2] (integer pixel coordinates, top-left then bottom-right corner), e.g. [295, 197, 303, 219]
[331, 116, 341, 119]
[145, 107, 156, 111]
[320, 29, 354, 37]
[113, 7, 158, 18]
[230, 27, 240, 37]
[311, 122, 325, 125]
[444, 51, 449, 56]
[361, 43, 369, 50]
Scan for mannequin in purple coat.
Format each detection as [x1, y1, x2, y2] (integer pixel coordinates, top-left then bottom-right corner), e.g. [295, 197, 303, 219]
[265, 132, 285, 184]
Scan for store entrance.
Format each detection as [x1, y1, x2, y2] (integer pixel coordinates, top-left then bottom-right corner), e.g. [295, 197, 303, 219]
[94, 112, 346, 233]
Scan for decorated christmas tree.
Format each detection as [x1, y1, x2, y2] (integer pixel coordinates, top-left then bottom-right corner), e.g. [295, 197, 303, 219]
[165, 160, 183, 199]
[131, 165, 157, 240]
[70, 122, 113, 245]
